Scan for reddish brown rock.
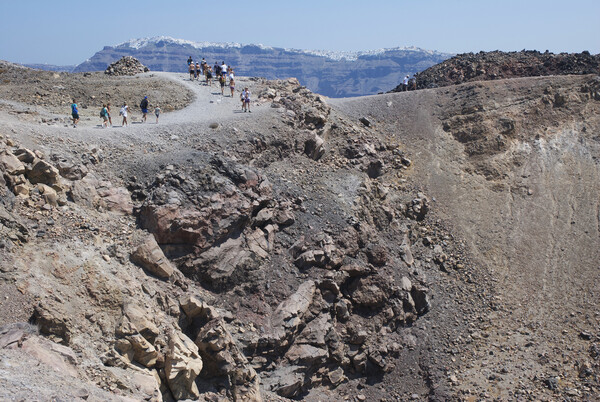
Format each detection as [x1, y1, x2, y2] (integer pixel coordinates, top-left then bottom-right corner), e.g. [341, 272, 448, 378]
[130, 234, 175, 279]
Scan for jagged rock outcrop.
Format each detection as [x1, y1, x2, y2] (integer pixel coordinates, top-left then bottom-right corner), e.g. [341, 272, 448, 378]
[389, 50, 600, 91]
[165, 331, 203, 400]
[130, 234, 176, 279]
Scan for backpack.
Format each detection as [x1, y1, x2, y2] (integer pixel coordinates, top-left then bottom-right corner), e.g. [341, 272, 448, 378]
[100, 108, 106, 117]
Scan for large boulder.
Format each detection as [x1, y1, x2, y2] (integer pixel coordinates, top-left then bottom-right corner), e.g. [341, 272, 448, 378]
[68, 176, 101, 208]
[118, 303, 160, 343]
[0, 151, 25, 175]
[191, 236, 255, 287]
[1, 324, 78, 377]
[97, 186, 133, 215]
[26, 159, 60, 186]
[130, 234, 175, 279]
[268, 280, 316, 345]
[164, 331, 203, 400]
[56, 160, 88, 181]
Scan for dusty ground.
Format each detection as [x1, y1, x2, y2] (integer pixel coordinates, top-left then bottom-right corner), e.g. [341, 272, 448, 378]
[0, 60, 194, 120]
[331, 74, 600, 400]
[0, 62, 599, 401]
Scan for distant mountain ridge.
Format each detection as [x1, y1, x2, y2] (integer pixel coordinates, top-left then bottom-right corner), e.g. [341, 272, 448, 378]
[73, 36, 453, 97]
[23, 63, 76, 72]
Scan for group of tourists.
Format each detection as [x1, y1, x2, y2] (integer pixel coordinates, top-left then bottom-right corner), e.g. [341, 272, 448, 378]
[187, 56, 240, 96]
[70, 97, 160, 128]
[187, 56, 252, 112]
[69, 55, 255, 127]
[188, 58, 231, 89]
[401, 75, 417, 91]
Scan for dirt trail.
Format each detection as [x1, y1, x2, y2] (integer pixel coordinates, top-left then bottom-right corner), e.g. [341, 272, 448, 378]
[0, 71, 272, 186]
[2, 72, 266, 143]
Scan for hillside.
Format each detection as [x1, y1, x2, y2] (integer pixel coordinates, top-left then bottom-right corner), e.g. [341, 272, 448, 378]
[389, 50, 600, 91]
[0, 61, 599, 401]
[332, 73, 600, 400]
[72, 36, 452, 98]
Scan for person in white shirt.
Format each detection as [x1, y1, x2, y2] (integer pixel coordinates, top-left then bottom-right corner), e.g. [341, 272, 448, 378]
[244, 88, 251, 112]
[229, 71, 235, 97]
[240, 89, 246, 112]
[403, 75, 409, 91]
[120, 102, 129, 126]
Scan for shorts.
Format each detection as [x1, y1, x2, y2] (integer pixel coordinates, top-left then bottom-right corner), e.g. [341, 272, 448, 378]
[142, 108, 148, 114]
[155, 113, 160, 118]
[72, 113, 79, 119]
[244, 98, 250, 103]
[220, 81, 225, 88]
[230, 85, 235, 90]
[102, 116, 108, 121]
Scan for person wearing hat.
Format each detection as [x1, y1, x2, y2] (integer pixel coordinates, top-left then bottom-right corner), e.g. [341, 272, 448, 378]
[140, 96, 149, 123]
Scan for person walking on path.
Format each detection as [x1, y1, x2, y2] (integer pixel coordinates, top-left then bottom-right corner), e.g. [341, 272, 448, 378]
[120, 102, 129, 126]
[187, 56, 193, 67]
[106, 103, 113, 127]
[214, 62, 220, 78]
[140, 96, 149, 123]
[189, 62, 195, 80]
[154, 105, 161, 124]
[219, 73, 226, 95]
[240, 89, 247, 112]
[100, 104, 109, 128]
[229, 70, 235, 97]
[205, 66, 213, 86]
[201, 58, 207, 75]
[195, 62, 201, 81]
[221, 62, 228, 76]
[402, 75, 409, 91]
[244, 88, 251, 112]
[71, 99, 80, 127]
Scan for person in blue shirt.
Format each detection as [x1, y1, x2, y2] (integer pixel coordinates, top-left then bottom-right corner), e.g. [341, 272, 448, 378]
[71, 99, 79, 127]
[140, 96, 149, 123]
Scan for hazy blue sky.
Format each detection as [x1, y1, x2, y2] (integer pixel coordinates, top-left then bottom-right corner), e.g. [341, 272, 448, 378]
[1, 0, 598, 65]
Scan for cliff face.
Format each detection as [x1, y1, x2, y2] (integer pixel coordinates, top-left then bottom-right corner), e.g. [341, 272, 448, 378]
[73, 37, 451, 97]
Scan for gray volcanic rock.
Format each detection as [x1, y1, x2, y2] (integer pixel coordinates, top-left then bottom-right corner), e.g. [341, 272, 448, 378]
[73, 36, 452, 97]
[389, 50, 600, 91]
[104, 56, 149, 76]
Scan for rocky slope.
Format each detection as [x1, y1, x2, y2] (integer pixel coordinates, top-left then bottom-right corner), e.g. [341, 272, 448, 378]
[332, 73, 600, 400]
[72, 36, 452, 98]
[1, 60, 599, 401]
[0, 63, 478, 401]
[389, 50, 600, 91]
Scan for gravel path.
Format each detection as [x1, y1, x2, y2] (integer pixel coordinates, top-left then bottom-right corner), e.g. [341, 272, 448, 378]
[0, 71, 274, 186]
[1, 72, 269, 151]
